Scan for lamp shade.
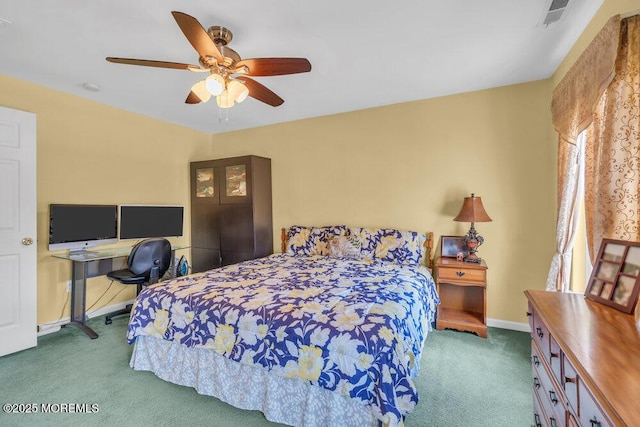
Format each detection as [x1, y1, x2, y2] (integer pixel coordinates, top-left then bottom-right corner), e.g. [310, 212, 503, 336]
[216, 90, 234, 109]
[205, 73, 225, 96]
[227, 80, 249, 103]
[453, 193, 492, 223]
[191, 80, 211, 103]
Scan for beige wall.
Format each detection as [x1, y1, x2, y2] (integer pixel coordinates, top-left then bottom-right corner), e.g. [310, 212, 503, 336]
[1, 74, 212, 324]
[208, 80, 556, 324]
[1, 75, 556, 327]
[10, 1, 633, 326]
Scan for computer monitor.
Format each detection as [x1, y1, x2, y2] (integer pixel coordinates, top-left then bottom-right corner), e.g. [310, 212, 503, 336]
[48, 204, 118, 252]
[119, 205, 184, 240]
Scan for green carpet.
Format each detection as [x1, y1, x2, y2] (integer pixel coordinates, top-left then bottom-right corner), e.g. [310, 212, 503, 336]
[0, 317, 532, 426]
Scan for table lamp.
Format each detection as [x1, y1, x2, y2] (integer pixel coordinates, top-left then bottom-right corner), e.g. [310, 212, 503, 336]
[453, 193, 492, 263]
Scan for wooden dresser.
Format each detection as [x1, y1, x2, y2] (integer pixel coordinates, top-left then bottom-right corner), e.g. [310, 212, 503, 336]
[525, 290, 640, 426]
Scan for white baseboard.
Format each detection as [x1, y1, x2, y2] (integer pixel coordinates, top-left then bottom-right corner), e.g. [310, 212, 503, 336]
[37, 299, 135, 337]
[487, 318, 530, 333]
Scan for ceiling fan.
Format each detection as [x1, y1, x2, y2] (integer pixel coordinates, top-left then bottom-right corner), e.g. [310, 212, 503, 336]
[106, 11, 311, 108]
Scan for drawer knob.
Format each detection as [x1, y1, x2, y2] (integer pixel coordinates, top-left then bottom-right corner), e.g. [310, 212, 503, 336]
[549, 390, 558, 405]
[565, 376, 576, 384]
[534, 414, 542, 427]
[550, 417, 558, 427]
[456, 271, 465, 277]
[536, 327, 544, 339]
[532, 355, 540, 367]
[550, 351, 559, 359]
[590, 418, 601, 427]
[533, 377, 541, 389]
[526, 311, 532, 317]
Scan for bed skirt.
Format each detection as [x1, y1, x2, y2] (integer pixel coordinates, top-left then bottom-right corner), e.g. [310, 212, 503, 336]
[130, 336, 380, 427]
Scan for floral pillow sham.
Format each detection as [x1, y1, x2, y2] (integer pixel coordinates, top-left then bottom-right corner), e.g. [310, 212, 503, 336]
[349, 227, 427, 265]
[286, 225, 348, 256]
[286, 225, 427, 266]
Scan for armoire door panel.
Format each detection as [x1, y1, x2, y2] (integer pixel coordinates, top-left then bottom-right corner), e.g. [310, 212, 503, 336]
[220, 205, 255, 253]
[191, 248, 221, 273]
[221, 250, 256, 267]
[218, 157, 253, 205]
[191, 204, 221, 249]
[190, 161, 220, 205]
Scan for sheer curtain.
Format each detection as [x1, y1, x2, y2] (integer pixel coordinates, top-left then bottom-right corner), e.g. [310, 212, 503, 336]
[545, 134, 585, 291]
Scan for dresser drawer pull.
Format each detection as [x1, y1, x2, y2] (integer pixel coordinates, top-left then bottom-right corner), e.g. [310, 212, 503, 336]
[532, 355, 540, 367]
[456, 271, 465, 277]
[526, 311, 532, 317]
[550, 351, 559, 359]
[565, 376, 576, 384]
[534, 414, 542, 427]
[533, 377, 541, 389]
[549, 390, 558, 405]
[590, 417, 602, 427]
[536, 327, 544, 338]
[550, 417, 558, 427]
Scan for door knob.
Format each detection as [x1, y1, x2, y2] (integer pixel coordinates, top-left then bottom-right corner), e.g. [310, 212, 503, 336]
[22, 237, 33, 245]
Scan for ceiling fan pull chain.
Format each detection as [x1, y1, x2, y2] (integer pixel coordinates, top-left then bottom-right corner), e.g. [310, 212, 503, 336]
[217, 108, 230, 124]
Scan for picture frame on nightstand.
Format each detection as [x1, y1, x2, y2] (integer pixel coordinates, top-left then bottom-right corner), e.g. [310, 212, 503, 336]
[441, 235, 469, 258]
[585, 238, 640, 314]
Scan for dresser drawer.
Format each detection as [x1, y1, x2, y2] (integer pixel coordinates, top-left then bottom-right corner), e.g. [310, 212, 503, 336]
[437, 266, 486, 284]
[579, 382, 611, 427]
[532, 312, 551, 358]
[533, 390, 546, 427]
[527, 301, 535, 332]
[532, 344, 566, 427]
[563, 355, 579, 417]
[549, 334, 562, 386]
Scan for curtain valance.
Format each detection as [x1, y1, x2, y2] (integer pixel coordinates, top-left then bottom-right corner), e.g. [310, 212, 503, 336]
[551, 15, 621, 145]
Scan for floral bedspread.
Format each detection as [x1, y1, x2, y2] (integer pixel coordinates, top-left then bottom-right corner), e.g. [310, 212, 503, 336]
[127, 254, 439, 426]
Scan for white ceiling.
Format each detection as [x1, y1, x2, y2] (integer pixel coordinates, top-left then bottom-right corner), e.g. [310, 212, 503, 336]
[0, 0, 604, 135]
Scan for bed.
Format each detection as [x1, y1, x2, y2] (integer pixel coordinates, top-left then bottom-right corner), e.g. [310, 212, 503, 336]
[127, 225, 440, 426]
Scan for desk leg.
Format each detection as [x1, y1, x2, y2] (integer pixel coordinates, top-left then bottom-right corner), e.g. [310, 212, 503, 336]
[68, 260, 98, 339]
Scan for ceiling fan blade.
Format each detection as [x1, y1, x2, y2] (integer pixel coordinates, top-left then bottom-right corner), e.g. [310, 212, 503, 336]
[171, 11, 223, 64]
[106, 57, 200, 71]
[186, 80, 211, 104]
[235, 77, 284, 106]
[235, 58, 311, 76]
[185, 91, 202, 104]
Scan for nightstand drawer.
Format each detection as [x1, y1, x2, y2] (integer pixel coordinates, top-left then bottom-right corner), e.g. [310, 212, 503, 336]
[438, 266, 486, 283]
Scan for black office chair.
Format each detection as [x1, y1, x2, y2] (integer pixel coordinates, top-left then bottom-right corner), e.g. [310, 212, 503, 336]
[104, 238, 172, 325]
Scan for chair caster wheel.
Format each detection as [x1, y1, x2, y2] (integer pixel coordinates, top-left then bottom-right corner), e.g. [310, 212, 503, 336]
[105, 318, 112, 325]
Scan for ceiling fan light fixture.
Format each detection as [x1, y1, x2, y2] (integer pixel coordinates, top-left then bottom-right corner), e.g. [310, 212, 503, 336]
[191, 80, 211, 103]
[205, 73, 225, 96]
[227, 80, 249, 103]
[216, 90, 234, 108]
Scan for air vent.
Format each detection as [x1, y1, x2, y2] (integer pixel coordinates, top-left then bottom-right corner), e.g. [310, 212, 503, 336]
[542, 0, 570, 26]
[549, 0, 569, 11]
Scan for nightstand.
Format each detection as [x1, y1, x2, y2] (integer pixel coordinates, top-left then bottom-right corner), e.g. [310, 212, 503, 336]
[435, 257, 488, 338]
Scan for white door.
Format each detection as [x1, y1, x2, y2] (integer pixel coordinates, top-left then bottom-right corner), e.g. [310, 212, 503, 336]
[0, 106, 37, 357]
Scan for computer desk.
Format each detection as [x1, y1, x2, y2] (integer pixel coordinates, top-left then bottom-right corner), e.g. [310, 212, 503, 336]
[52, 244, 188, 339]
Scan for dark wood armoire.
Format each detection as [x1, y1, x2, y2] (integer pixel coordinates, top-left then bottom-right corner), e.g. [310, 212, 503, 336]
[190, 155, 273, 272]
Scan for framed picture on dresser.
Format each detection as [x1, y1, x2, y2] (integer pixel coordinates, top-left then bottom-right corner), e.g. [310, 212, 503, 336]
[585, 238, 640, 314]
